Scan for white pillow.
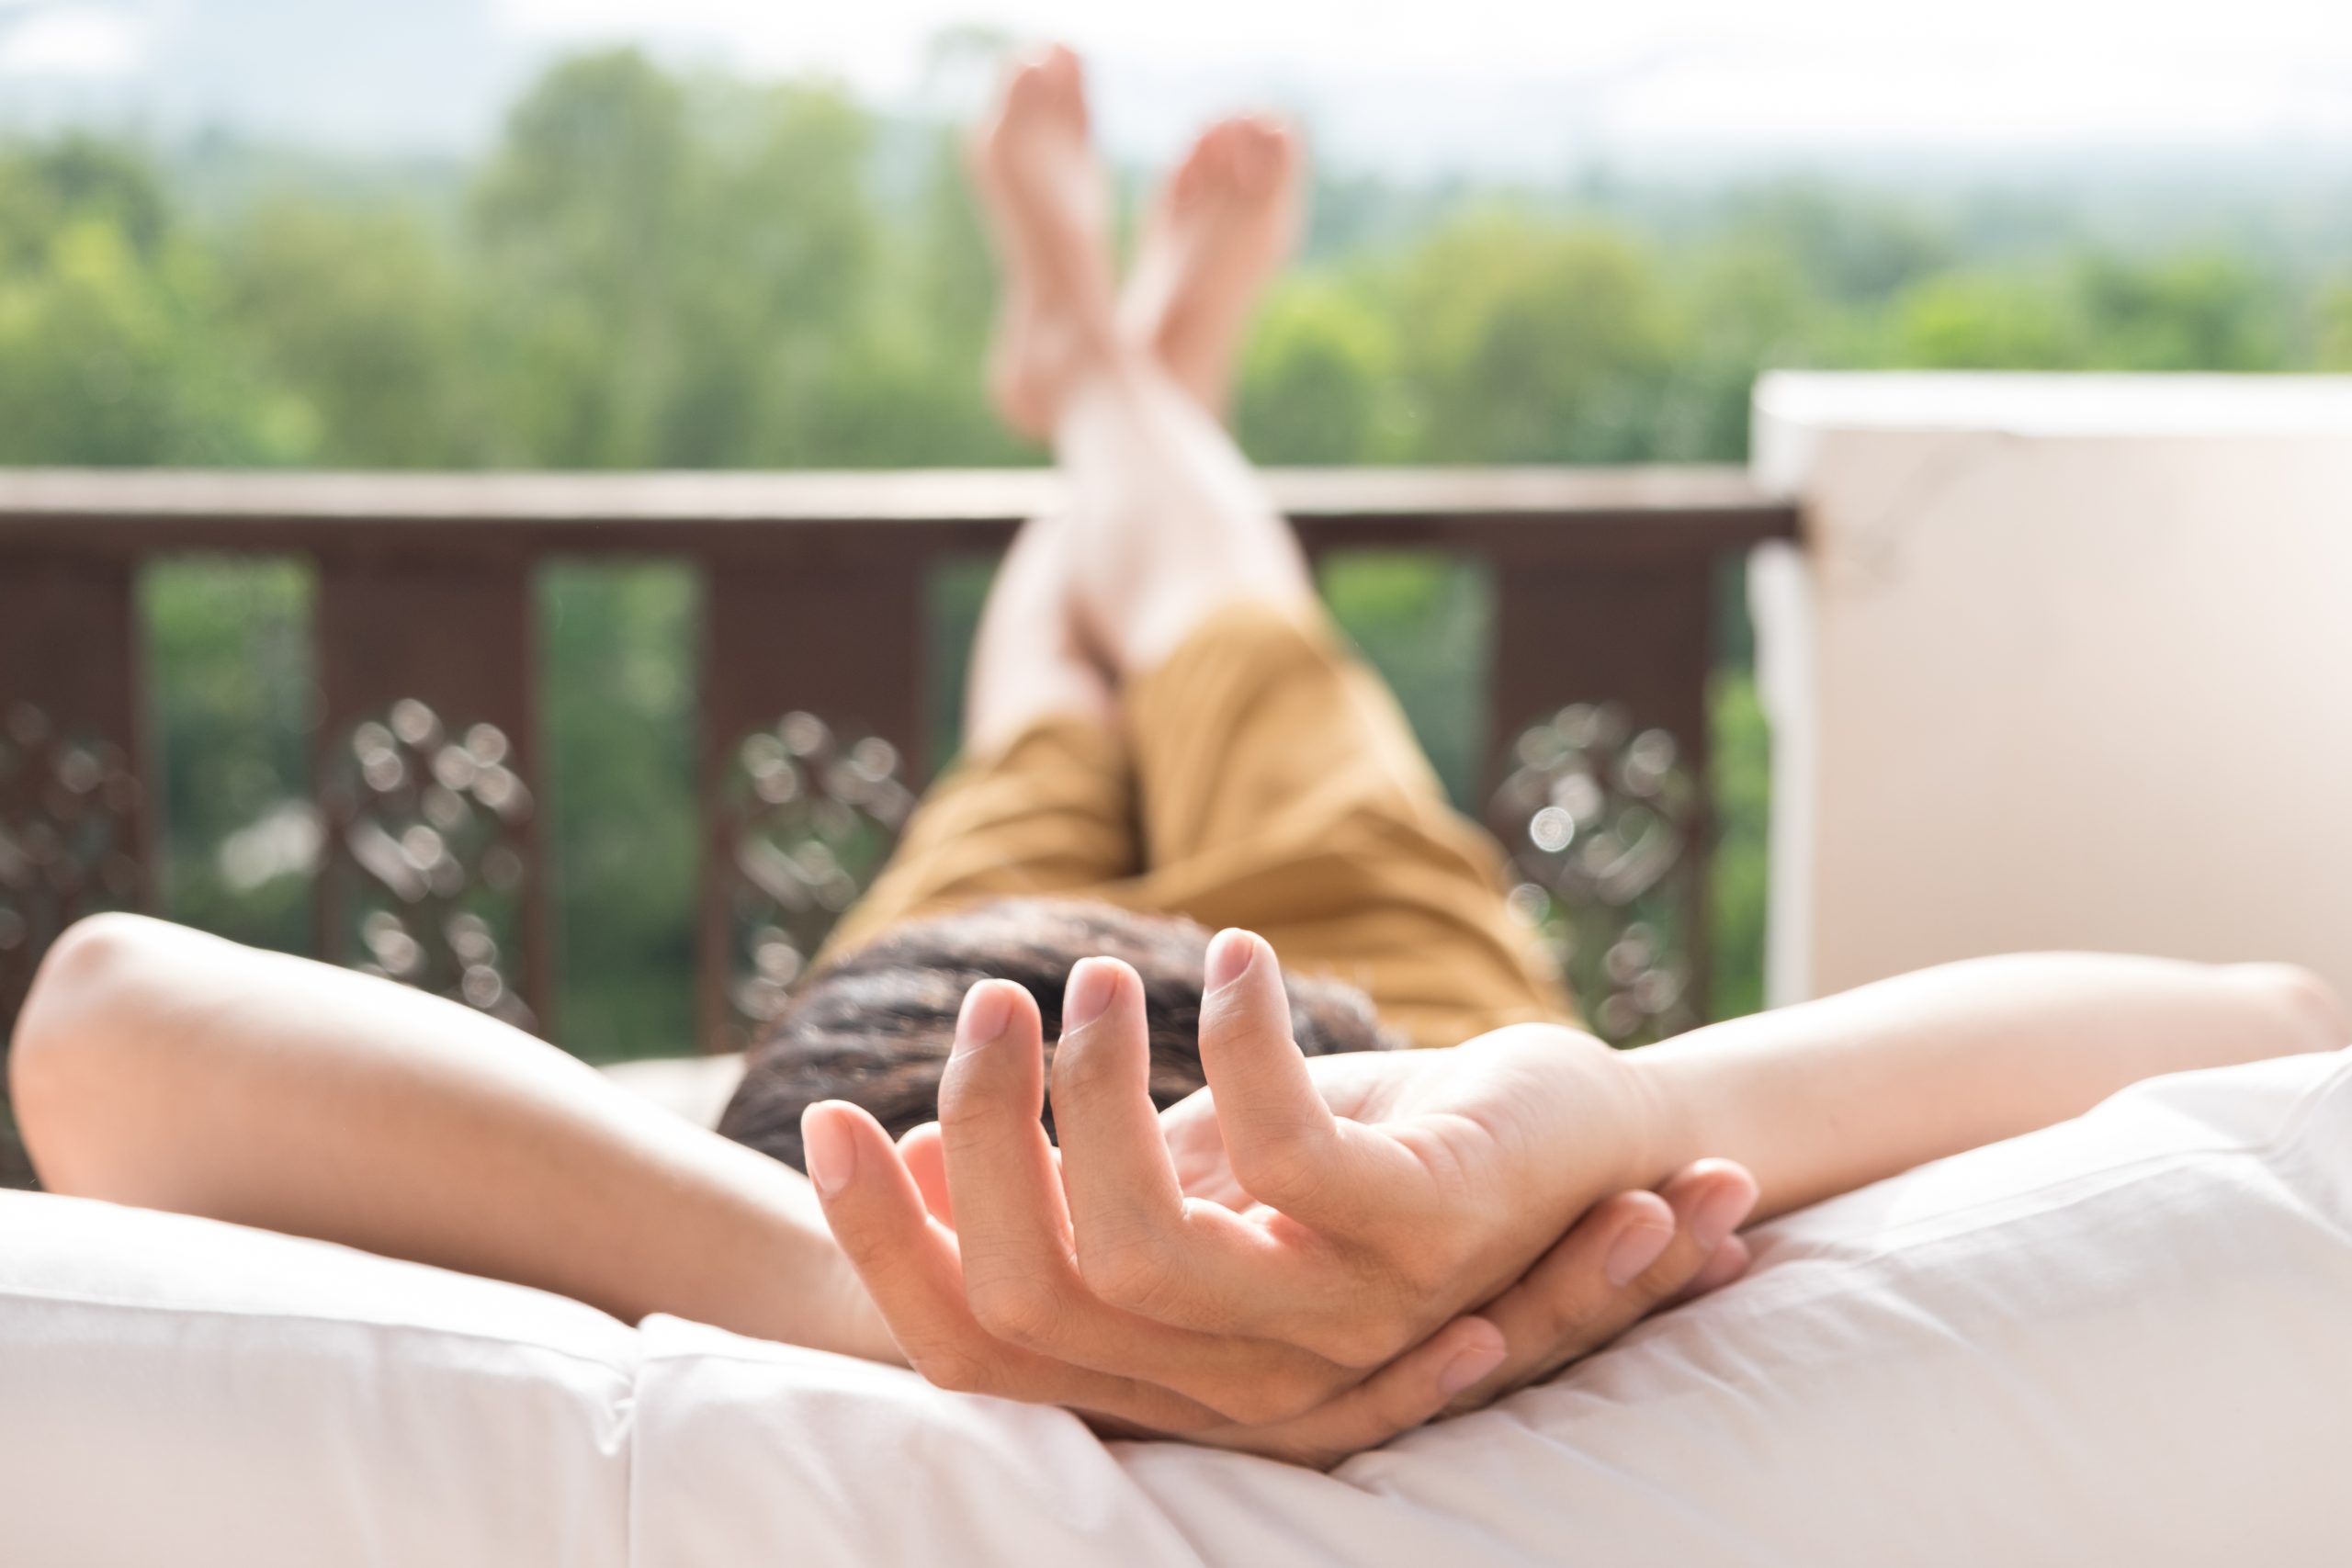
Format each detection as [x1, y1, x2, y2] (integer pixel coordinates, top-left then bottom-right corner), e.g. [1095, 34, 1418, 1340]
[5, 1048, 2350, 1568]
[0, 1186, 638, 1568]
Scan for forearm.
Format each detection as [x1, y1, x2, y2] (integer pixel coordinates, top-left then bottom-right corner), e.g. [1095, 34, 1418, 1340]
[1628, 953, 2346, 1218]
[10, 916, 894, 1361]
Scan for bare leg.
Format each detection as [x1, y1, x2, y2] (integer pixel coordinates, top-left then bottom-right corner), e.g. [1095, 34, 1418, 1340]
[963, 72, 1305, 745]
[1120, 115, 1303, 420]
[8, 914, 897, 1360]
[976, 46, 1116, 445]
[964, 511, 1115, 755]
[975, 51, 1317, 675]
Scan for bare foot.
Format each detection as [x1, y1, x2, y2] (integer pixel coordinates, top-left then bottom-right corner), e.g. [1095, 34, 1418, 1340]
[971, 46, 1120, 440]
[1120, 116, 1303, 419]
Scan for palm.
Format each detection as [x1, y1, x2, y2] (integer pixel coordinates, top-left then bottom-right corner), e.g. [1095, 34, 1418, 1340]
[1159, 1026, 1627, 1255]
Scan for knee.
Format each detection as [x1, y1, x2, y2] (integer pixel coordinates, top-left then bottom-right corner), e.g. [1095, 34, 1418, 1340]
[9, 912, 180, 1134]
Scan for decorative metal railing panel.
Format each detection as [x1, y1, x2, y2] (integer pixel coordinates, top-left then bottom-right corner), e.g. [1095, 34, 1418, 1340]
[1490, 703, 1702, 1046]
[715, 714, 914, 1048]
[324, 700, 538, 1032]
[0, 705, 142, 998]
[700, 702, 1704, 1048]
[0, 703, 144, 1188]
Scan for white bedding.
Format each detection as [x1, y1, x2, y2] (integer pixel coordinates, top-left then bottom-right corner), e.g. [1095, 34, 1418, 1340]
[6, 1047, 2351, 1566]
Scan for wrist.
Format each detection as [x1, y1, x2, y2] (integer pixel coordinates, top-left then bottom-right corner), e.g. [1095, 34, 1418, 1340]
[1616, 1041, 1704, 1192]
[1524, 1027, 1687, 1220]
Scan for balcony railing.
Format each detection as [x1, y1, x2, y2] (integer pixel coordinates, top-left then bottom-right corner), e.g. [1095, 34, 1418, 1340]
[0, 466, 1796, 1185]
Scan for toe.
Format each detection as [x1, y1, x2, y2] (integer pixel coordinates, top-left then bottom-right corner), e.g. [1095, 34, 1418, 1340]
[1233, 135, 1273, 194]
[1169, 133, 1215, 206]
[1038, 45, 1086, 117]
[1237, 119, 1295, 194]
[1003, 60, 1049, 118]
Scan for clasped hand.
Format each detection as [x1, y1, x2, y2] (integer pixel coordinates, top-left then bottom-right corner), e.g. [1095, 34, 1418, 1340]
[802, 929, 1754, 1467]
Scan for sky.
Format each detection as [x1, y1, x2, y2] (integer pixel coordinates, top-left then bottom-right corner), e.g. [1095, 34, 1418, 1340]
[4, 0, 2352, 175]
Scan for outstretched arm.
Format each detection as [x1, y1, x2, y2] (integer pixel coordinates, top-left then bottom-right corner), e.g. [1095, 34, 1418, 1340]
[10, 914, 895, 1361]
[1634, 952, 2350, 1217]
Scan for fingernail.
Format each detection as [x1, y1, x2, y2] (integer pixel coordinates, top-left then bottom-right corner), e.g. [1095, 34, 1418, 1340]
[1438, 1340, 1505, 1398]
[956, 983, 1013, 1055]
[1690, 1182, 1758, 1253]
[1065, 959, 1117, 1030]
[1604, 1219, 1674, 1287]
[1204, 929, 1257, 990]
[802, 1106, 856, 1199]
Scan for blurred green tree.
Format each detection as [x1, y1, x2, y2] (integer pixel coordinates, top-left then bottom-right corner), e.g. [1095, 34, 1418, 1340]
[0, 140, 292, 464]
[219, 200, 481, 466]
[1389, 214, 1675, 463]
[1236, 276, 1398, 463]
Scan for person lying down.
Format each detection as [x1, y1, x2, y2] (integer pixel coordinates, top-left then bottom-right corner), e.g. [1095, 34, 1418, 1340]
[9, 44, 2346, 1472]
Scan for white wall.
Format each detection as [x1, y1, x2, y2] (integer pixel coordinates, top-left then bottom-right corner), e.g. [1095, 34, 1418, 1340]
[1752, 373, 2352, 1005]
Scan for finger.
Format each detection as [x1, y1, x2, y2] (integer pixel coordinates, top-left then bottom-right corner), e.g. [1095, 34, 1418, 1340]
[1674, 1232, 1752, 1303]
[1206, 1316, 1507, 1471]
[897, 1122, 953, 1226]
[802, 1098, 1221, 1432]
[1197, 930, 1408, 1229]
[1439, 1188, 1673, 1413]
[941, 972, 1358, 1423]
[1444, 1159, 1759, 1413]
[805, 1100, 967, 1322]
[1036, 949, 1387, 1357]
[1052, 958, 1192, 1309]
[938, 979, 1077, 1319]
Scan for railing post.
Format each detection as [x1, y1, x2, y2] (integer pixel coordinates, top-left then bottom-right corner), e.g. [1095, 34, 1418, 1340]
[0, 556, 151, 1185]
[311, 549, 550, 1036]
[1489, 559, 1718, 1023]
[697, 546, 928, 1055]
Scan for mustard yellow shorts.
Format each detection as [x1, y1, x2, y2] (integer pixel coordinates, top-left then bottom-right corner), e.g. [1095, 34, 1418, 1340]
[823, 603, 1574, 1049]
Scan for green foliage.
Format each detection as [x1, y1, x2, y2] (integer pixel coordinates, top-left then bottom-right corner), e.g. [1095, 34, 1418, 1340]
[2323, 281, 2352, 369]
[1236, 278, 1398, 463]
[219, 200, 481, 465]
[1891, 268, 2082, 368]
[0, 140, 294, 464]
[1709, 669, 1771, 1022]
[1392, 215, 1676, 463]
[1319, 554, 1490, 806]
[1885, 251, 2289, 371]
[141, 558, 314, 953]
[7, 49, 2349, 1049]
[539, 565, 700, 1062]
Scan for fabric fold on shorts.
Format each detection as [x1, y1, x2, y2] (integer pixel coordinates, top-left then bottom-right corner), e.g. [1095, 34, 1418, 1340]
[825, 600, 1574, 1049]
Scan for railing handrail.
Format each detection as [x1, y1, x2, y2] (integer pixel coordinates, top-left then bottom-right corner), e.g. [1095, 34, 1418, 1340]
[0, 466, 1794, 558]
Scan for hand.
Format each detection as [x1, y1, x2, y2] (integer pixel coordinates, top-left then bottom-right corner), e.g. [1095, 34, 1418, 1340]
[1136, 1059, 1757, 1415]
[997, 929, 1677, 1366]
[856, 1114, 1750, 1465]
[803, 929, 1756, 1463]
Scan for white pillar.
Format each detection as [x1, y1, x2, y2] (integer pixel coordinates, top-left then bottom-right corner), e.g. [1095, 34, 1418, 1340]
[1751, 373, 2352, 1005]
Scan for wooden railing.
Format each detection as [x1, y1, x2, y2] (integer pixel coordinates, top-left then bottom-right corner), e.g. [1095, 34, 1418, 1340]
[0, 467, 1796, 1184]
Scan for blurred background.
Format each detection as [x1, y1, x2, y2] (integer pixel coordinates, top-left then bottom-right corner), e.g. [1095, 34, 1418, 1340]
[6, 0, 2351, 1062]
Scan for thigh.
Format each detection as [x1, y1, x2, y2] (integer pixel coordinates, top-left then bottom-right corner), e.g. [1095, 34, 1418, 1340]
[820, 715, 1138, 962]
[1122, 604, 1576, 1048]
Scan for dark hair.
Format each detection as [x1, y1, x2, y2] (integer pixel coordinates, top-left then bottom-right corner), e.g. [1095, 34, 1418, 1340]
[718, 897, 1398, 1172]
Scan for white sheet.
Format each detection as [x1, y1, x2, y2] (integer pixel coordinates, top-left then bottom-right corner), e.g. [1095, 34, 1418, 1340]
[6, 1048, 2350, 1566]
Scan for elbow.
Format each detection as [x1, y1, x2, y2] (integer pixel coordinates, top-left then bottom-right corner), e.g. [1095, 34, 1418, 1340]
[8, 912, 176, 1179]
[2231, 963, 2349, 1057]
